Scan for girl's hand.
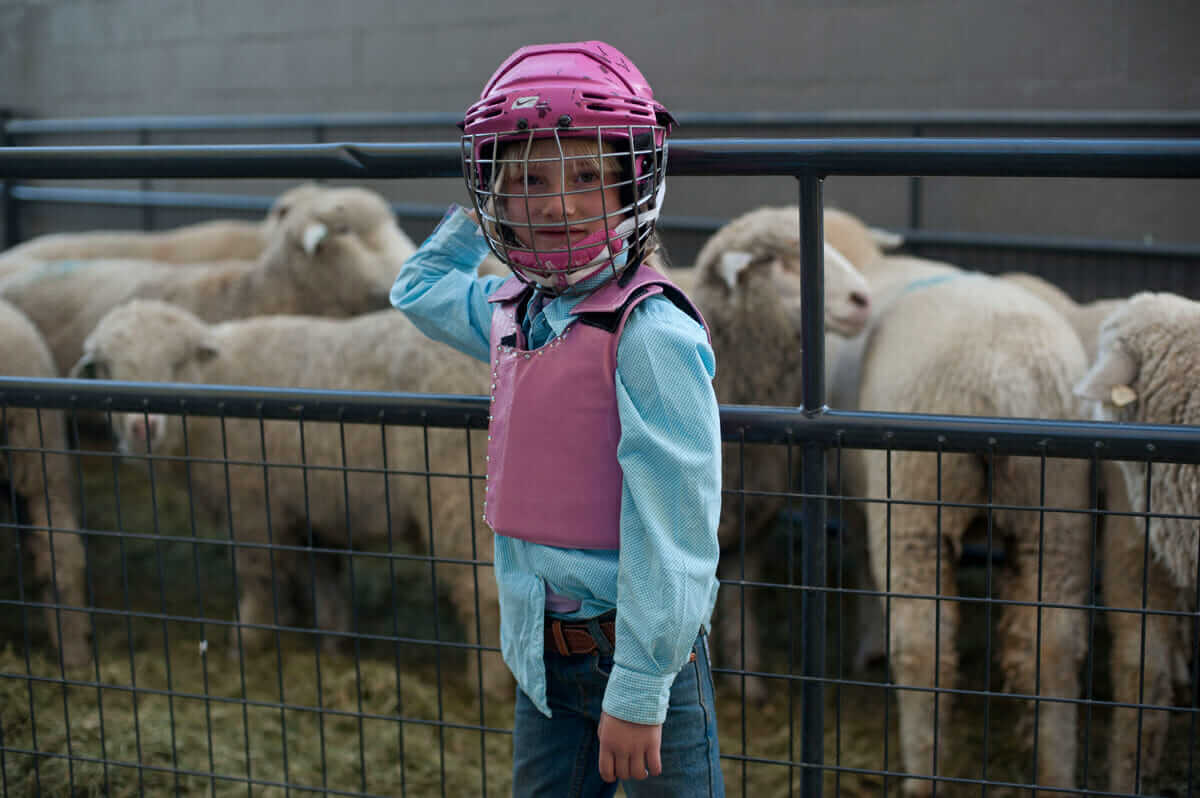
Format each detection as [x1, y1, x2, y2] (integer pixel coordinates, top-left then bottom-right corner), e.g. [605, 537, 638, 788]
[463, 207, 480, 225]
[598, 711, 663, 783]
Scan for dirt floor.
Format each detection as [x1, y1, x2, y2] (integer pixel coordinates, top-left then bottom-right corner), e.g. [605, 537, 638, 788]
[2, 453, 1197, 797]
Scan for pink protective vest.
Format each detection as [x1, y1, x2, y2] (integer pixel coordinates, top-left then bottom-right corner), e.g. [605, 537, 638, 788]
[483, 264, 707, 549]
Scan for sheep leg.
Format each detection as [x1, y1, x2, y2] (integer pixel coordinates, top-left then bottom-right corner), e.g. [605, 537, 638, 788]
[714, 543, 770, 703]
[711, 447, 785, 704]
[837, 503, 888, 672]
[230, 537, 300, 657]
[425, 470, 511, 700]
[300, 549, 351, 657]
[994, 457, 1090, 797]
[865, 449, 985, 798]
[867, 501, 971, 798]
[1101, 475, 1178, 796]
[10, 438, 90, 668]
[23, 495, 90, 668]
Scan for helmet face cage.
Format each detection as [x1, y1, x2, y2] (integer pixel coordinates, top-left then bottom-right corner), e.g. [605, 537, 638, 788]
[462, 123, 668, 294]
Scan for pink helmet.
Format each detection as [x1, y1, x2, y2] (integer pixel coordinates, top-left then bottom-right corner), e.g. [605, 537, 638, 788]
[460, 41, 675, 293]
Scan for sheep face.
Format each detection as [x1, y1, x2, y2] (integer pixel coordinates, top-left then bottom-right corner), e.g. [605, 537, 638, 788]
[709, 240, 871, 339]
[265, 188, 400, 313]
[1075, 292, 1200, 592]
[73, 300, 218, 456]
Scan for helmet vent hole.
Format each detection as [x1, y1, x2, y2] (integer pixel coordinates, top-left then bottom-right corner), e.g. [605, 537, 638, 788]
[586, 103, 616, 112]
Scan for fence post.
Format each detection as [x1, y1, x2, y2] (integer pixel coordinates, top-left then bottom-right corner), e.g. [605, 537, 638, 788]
[797, 175, 827, 798]
[138, 127, 155, 230]
[1, 109, 18, 248]
[908, 124, 923, 230]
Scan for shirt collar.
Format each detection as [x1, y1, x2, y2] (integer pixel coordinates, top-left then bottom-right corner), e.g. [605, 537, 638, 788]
[527, 251, 631, 337]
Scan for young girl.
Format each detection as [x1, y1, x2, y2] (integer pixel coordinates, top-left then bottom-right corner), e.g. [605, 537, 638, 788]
[391, 40, 724, 796]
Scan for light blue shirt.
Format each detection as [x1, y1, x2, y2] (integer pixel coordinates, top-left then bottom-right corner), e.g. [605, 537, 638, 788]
[390, 207, 721, 725]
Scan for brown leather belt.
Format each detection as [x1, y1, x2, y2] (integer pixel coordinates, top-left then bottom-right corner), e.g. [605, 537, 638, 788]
[545, 614, 616, 656]
[544, 613, 699, 663]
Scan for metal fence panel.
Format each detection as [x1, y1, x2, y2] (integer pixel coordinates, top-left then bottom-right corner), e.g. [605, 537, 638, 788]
[1, 137, 1198, 797]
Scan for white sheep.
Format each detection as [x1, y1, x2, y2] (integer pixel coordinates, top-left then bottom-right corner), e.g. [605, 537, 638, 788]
[687, 205, 874, 701]
[0, 182, 323, 281]
[0, 298, 89, 667]
[998, 281, 1196, 792]
[1074, 292, 1200, 795]
[72, 299, 508, 695]
[1, 185, 405, 375]
[834, 258, 1095, 796]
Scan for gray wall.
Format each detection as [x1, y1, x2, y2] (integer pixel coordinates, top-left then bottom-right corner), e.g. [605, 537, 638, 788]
[3, 0, 1198, 266]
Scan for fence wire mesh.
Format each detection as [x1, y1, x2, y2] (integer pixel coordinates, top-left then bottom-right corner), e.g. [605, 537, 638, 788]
[1, 387, 1197, 797]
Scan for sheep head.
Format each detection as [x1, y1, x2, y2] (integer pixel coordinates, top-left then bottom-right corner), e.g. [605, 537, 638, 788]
[262, 182, 324, 239]
[1075, 292, 1200, 424]
[262, 186, 401, 315]
[694, 206, 872, 340]
[73, 299, 220, 456]
[1075, 291, 1200, 593]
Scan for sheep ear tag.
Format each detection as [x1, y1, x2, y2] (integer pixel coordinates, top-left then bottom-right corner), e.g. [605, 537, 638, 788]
[718, 250, 754, 291]
[1074, 344, 1137, 402]
[1110, 385, 1138, 407]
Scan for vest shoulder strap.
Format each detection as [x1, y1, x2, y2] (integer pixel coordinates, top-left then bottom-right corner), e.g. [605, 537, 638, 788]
[576, 281, 704, 334]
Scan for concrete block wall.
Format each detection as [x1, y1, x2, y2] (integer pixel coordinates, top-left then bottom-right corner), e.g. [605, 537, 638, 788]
[2, 0, 1198, 261]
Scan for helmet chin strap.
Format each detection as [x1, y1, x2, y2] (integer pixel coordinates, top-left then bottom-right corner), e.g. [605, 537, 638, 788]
[521, 182, 667, 293]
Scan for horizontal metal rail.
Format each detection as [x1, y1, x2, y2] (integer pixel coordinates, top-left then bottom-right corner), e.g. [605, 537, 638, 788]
[2, 376, 1198, 464]
[3, 138, 1200, 180]
[10, 184, 1200, 259]
[7, 110, 1200, 136]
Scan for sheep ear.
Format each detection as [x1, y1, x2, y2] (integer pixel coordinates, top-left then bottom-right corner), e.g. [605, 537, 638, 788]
[302, 222, 329, 255]
[69, 352, 97, 380]
[1074, 345, 1138, 405]
[194, 337, 221, 364]
[870, 227, 904, 251]
[718, 250, 754, 290]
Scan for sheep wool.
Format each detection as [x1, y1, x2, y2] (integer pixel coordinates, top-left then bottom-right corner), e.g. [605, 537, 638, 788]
[0, 182, 323, 282]
[999, 271, 1123, 362]
[74, 299, 507, 696]
[1076, 292, 1200, 593]
[0, 297, 89, 667]
[0, 186, 407, 375]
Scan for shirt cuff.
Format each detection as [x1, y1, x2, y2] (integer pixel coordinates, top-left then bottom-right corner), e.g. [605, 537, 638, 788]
[601, 664, 676, 726]
[430, 204, 491, 264]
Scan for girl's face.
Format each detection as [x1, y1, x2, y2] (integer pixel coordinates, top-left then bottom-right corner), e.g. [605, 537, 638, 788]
[498, 138, 626, 255]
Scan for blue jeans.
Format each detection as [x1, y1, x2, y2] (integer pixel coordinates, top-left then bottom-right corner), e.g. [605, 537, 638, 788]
[513, 628, 724, 797]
